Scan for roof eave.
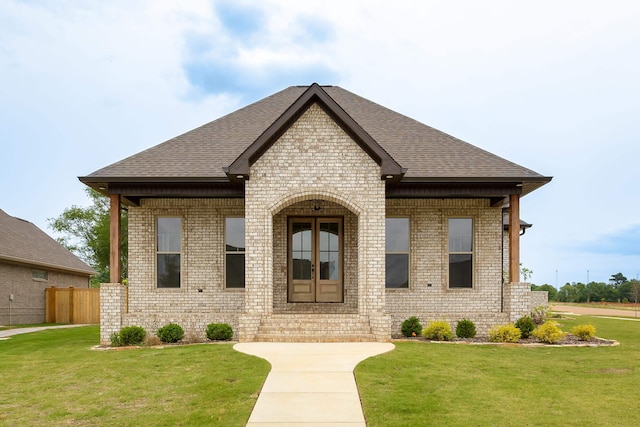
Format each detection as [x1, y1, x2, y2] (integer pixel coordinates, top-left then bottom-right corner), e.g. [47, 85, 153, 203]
[0, 254, 96, 276]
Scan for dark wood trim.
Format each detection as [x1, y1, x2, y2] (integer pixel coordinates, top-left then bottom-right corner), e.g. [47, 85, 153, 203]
[509, 194, 520, 283]
[386, 182, 522, 198]
[109, 194, 121, 283]
[227, 83, 405, 180]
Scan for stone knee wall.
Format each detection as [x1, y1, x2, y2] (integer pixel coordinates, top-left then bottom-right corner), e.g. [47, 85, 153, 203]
[531, 290, 549, 309]
[100, 283, 127, 345]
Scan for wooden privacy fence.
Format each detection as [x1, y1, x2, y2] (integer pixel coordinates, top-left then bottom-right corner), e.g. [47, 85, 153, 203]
[45, 287, 100, 324]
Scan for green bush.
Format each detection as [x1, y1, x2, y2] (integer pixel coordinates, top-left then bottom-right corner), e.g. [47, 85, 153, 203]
[119, 326, 146, 346]
[455, 318, 477, 338]
[157, 323, 184, 343]
[422, 321, 453, 341]
[489, 324, 521, 343]
[401, 316, 423, 337]
[515, 315, 536, 338]
[532, 321, 566, 344]
[206, 323, 234, 341]
[110, 332, 122, 347]
[571, 324, 596, 341]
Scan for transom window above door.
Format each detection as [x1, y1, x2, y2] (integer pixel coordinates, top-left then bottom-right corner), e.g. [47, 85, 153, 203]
[288, 217, 343, 303]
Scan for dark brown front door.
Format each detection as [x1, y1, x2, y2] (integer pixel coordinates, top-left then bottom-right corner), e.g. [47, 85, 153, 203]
[288, 217, 343, 303]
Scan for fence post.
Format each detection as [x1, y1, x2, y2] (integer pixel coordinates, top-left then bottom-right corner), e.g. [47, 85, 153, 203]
[68, 287, 74, 324]
[46, 286, 56, 323]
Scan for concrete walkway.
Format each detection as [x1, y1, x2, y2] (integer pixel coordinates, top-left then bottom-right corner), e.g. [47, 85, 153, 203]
[234, 342, 394, 427]
[0, 324, 89, 339]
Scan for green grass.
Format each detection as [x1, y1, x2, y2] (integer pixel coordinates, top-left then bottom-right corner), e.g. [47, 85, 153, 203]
[356, 316, 640, 427]
[0, 326, 270, 426]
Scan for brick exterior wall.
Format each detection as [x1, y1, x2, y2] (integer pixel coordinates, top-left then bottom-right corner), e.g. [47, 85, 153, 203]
[101, 102, 536, 342]
[385, 199, 512, 336]
[0, 261, 89, 325]
[113, 198, 246, 342]
[243, 103, 389, 341]
[531, 290, 549, 308]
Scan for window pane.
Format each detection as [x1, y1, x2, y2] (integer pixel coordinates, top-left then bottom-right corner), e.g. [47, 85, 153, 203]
[32, 271, 48, 280]
[226, 253, 245, 288]
[449, 254, 472, 288]
[386, 218, 409, 252]
[157, 254, 180, 288]
[158, 217, 181, 252]
[449, 218, 472, 252]
[386, 254, 408, 288]
[225, 218, 245, 252]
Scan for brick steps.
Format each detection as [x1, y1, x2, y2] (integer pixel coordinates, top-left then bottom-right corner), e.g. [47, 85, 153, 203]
[254, 314, 376, 342]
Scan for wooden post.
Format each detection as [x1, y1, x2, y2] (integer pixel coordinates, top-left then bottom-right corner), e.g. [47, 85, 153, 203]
[68, 287, 75, 324]
[509, 194, 520, 283]
[46, 286, 56, 323]
[110, 194, 121, 283]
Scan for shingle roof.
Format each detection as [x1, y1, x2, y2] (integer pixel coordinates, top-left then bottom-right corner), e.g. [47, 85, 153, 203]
[82, 84, 549, 183]
[0, 209, 96, 275]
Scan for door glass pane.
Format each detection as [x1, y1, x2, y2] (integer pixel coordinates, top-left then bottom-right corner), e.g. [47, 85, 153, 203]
[292, 222, 313, 280]
[319, 222, 340, 281]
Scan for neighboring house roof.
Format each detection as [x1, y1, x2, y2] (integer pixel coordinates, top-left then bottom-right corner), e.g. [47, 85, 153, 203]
[0, 209, 96, 276]
[80, 84, 551, 201]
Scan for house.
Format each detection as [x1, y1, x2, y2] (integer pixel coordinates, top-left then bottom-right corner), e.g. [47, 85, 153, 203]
[0, 209, 95, 325]
[80, 84, 551, 344]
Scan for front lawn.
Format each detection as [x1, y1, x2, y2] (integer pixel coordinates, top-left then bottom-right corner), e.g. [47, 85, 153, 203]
[0, 326, 270, 426]
[356, 316, 640, 426]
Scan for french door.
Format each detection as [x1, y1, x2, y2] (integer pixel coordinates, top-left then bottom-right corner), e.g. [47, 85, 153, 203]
[288, 217, 343, 303]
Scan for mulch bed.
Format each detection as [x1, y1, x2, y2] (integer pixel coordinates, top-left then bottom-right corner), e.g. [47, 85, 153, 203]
[392, 334, 618, 347]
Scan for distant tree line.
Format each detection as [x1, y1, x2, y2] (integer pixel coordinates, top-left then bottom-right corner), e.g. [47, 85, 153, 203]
[532, 273, 640, 303]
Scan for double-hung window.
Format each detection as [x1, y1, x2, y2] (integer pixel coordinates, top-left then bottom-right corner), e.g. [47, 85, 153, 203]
[157, 217, 181, 288]
[448, 218, 473, 288]
[385, 217, 409, 288]
[225, 217, 245, 288]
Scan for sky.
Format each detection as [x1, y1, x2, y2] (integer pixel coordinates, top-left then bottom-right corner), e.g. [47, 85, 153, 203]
[1, 0, 639, 287]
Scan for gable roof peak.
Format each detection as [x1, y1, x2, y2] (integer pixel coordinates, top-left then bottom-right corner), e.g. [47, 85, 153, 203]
[225, 83, 405, 181]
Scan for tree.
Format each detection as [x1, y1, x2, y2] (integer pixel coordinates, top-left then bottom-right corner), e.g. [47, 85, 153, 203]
[531, 284, 558, 301]
[609, 272, 628, 288]
[520, 263, 533, 281]
[48, 188, 127, 286]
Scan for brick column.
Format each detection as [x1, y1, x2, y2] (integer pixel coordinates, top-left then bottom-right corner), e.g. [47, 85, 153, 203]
[99, 283, 127, 345]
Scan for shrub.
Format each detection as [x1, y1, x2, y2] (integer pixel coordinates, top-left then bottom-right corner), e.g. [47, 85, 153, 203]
[110, 332, 122, 347]
[422, 321, 453, 341]
[572, 324, 596, 341]
[157, 323, 184, 343]
[532, 321, 566, 344]
[119, 326, 146, 346]
[455, 318, 477, 338]
[515, 315, 536, 338]
[531, 306, 549, 326]
[206, 323, 234, 341]
[401, 316, 423, 337]
[488, 324, 521, 343]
